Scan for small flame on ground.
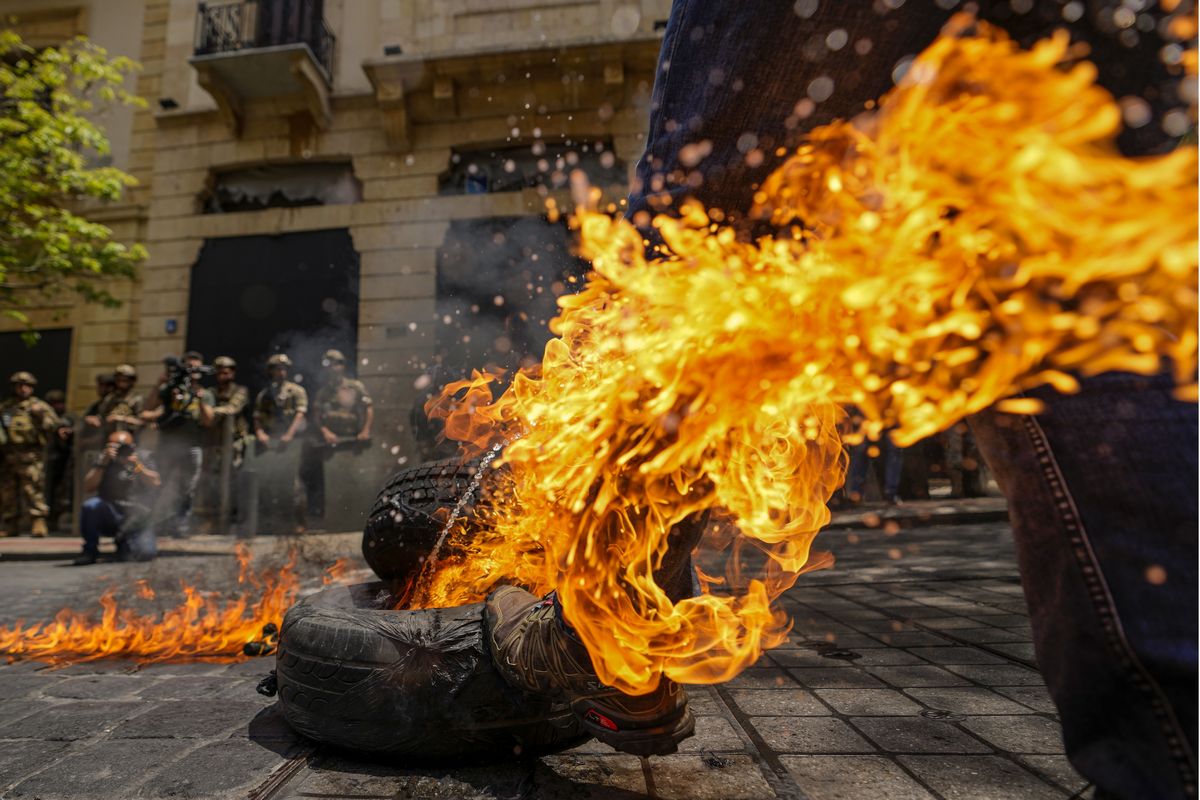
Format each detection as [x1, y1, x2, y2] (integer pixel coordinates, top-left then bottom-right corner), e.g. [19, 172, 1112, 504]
[321, 557, 354, 585]
[0, 546, 348, 665]
[417, 16, 1197, 695]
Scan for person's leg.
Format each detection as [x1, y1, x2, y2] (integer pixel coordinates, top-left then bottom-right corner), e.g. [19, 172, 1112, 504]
[79, 496, 120, 558]
[844, 441, 869, 501]
[944, 427, 965, 498]
[177, 445, 203, 537]
[882, 434, 904, 503]
[119, 523, 157, 562]
[156, 438, 196, 538]
[17, 456, 49, 536]
[0, 459, 17, 535]
[628, 0, 1196, 792]
[298, 445, 324, 521]
[193, 446, 218, 533]
[154, 439, 183, 537]
[971, 373, 1197, 797]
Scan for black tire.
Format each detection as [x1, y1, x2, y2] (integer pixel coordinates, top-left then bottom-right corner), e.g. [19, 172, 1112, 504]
[361, 457, 491, 582]
[276, 581, 589, 759]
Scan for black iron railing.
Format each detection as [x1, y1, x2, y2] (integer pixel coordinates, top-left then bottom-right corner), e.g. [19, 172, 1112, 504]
[194, 0, 335, 80]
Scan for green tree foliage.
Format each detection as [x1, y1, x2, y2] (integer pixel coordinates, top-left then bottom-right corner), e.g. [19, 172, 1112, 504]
[0, 29, 147, 328]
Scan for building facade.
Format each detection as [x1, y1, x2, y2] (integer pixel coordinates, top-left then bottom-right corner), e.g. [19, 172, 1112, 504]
[0, 0, 667, 463]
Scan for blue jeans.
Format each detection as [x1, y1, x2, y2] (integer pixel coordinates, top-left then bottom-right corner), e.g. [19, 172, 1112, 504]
[81, 496, 122, 557]
[632, 3, 1197, 796]
[80, 496, 156, 561]
[846, 433, 904, 501]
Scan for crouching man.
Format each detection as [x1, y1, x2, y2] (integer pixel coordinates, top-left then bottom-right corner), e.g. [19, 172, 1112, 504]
[72, 431, 161, 566]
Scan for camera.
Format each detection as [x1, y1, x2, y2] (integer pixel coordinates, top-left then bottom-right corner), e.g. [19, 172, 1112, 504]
[158, 355, 215, 430]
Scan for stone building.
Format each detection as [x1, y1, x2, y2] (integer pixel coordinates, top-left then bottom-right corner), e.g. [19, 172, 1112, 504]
[0, 0, 668, 465]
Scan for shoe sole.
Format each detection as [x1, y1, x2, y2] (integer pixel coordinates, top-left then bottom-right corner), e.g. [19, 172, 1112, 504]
[571, 700, 696, 757]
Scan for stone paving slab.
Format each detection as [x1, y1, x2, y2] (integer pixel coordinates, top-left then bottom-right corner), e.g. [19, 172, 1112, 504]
[0, 521, 1092, 799]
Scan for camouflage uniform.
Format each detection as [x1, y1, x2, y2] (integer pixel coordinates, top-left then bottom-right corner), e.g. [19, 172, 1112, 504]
[253, 377, 308, 530]
[95, 388, 144, 439]
[301, 375, 372, 520]
[0, 394, 61, 533]
[197, 380, 248, 528]
[209, 382, 249, 465]
[313, 377, 372, 438]
[253, 380, 308, 437]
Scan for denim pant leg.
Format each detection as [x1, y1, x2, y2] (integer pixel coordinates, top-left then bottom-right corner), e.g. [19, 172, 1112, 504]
[632, 2, 1196, 796]
[845, 442, 870, 498]
[80, 496, 122, 556]
[971, 373, 1197, 797]
[881, 436, 904, 499]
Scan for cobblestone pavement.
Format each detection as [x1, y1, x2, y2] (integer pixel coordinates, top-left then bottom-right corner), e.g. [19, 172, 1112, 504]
[0, 510, 1090, 799]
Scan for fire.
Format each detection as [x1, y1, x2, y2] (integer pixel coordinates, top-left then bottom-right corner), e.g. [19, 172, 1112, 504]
[0, 545, 311, 665]
[321, 556, 354, 585]
[414, 17, 1197, 696]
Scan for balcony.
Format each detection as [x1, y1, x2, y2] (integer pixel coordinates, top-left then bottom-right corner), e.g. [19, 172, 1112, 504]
[189, 0, 336, 135]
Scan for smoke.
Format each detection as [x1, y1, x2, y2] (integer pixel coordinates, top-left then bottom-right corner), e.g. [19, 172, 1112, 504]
[435, 216, 589, 381]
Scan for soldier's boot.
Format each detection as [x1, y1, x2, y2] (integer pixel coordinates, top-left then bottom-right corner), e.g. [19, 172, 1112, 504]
[31, 519, 48, 538]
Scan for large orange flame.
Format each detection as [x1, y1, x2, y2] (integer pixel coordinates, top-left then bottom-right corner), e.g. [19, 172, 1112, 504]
[415, 18, 1197, 695]
[0, 545, 323, 665]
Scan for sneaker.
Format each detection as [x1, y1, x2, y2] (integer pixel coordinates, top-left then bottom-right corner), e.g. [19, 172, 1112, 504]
[71, 553, 98, 566]
[485, 585, 695, 756]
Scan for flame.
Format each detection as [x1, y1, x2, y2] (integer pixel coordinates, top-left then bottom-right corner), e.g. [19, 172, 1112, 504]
[0, 545, 326, 665]
[322, 556, 354, 585]
[425, 17, 1195, 695]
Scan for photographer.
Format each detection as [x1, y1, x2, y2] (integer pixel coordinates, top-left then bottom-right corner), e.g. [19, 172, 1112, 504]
[140, 352, 214, 539]
[72, 430, 161, 566]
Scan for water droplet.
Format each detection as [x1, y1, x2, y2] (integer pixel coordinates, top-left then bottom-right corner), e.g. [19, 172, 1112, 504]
[793, 0, 818, 18]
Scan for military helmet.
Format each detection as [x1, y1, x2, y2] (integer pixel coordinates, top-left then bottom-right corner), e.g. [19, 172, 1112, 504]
[266, 354, 292, 368]
[322, 349, 346, 364]
[45, 389, 66, 403]
[113, 364, 137, 379]
[9, 371, 36, 385]
[213, 356, 237, 369]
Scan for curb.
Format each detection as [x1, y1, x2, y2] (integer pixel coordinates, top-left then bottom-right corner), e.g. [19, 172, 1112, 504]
[826, 506, 1009, 531]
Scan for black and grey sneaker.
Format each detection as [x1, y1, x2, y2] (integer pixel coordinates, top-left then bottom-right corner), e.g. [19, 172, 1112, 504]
[485, 585, 695, 756]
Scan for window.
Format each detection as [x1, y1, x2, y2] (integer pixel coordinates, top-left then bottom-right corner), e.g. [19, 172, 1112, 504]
[202, 162, 361, 213]
[439, 140, 627, 195]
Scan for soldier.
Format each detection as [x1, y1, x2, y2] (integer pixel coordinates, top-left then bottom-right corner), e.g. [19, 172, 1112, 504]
[197, 356, 248, 532]
[0, 372, 62, 537]
[300, 349, 373, 524]
[253, 354, 308, 534]
[83, 373, 115, 421]
[91, 364, 143, 438]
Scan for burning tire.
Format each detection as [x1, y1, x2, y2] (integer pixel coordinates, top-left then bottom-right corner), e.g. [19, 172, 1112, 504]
[275, 581, 588, 759]
[361, 458, 490, 582]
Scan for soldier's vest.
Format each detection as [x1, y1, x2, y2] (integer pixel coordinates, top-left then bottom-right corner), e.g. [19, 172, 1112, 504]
[317, 380, 368, 438]
[1, 401, 45, 449]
